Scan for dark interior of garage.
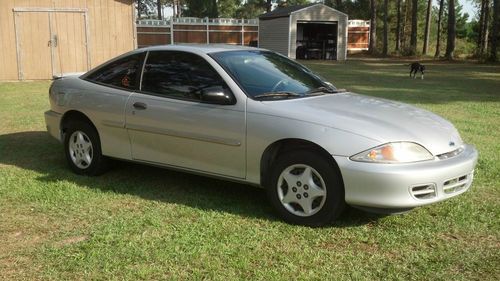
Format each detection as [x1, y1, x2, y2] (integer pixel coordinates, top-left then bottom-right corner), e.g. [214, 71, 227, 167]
[296, 22, 338, 60]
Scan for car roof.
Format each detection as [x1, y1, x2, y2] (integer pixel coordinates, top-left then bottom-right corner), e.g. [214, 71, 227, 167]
[136, 44, 263, 55]
[83, 44, 267, 77]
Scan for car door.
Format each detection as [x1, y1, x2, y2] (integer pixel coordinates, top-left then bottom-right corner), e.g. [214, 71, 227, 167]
[125, 50, 246, 179]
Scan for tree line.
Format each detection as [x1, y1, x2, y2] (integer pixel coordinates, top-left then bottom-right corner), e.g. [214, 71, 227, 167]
[137, 0, 499, 61]
[137, 1, 310, 19]
[353, 0, 498, 61]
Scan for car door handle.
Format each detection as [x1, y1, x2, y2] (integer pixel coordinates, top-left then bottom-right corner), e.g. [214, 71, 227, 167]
[133, 102, 147, 110]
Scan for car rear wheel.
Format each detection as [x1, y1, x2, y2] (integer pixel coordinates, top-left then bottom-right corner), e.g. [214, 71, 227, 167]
[64, 121, 109, 176]
[266, 150, 345, 226]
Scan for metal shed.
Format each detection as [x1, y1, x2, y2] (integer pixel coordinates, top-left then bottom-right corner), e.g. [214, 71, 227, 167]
[0, 0, 136, 81]
[258, 3, 348, 60]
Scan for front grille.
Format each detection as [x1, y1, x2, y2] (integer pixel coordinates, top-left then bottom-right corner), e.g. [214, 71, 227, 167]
[443, 174, 470, 194]
[437, 147, 464, 160]
[410, 184, 437, 199]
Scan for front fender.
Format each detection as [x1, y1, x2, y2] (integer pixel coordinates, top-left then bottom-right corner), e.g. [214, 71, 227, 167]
[246, 112, 381, 185]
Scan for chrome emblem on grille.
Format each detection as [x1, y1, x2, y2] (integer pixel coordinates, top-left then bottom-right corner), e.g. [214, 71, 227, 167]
[449, 141, 455, 146]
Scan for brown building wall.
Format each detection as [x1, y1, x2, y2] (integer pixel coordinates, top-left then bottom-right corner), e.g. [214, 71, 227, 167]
[0, 0, 136, 80]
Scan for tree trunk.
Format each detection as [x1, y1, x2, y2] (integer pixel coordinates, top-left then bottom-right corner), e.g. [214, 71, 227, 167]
[478, 0, 485, 55]
[137, 0, 142, 19]
[410, 0, 418, 56]
[383, 0, 388, 56]
[266, 0, 272, 12]
[157, 0, 162, 20]
[210, 0, 218, 17]
[435, 0, 444, 58]
[402, 0, 409, 49]
[445, 0, 456, 60]
[423, 0, 432, 55]
[369, 0, 377, 54]
[491, 0, 499, 61]
[396, 0, 402, 51]
[481, 1, 491, 56]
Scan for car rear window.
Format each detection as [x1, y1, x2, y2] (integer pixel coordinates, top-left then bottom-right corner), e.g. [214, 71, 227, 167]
[85, 53, 144, 90]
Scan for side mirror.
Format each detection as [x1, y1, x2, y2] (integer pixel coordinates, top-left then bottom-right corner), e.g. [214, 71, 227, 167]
[201, 86, 235, 105]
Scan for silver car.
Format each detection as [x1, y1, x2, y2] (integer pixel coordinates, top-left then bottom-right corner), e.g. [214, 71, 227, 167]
[44, 45, 478, 226]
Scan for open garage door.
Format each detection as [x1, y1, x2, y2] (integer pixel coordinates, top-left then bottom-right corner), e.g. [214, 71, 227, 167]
[296, 21, 338, 60]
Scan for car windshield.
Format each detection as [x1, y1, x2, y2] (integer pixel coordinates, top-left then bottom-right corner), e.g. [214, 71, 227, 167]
[210, 50, 337, 100]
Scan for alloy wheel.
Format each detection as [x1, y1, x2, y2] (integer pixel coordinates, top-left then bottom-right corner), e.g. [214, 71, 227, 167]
[277, 164, 327, 217]
[68, 130, 93, 169]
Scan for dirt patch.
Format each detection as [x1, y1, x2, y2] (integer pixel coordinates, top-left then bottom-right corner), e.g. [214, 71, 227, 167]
[0, 255, 35, 280]
[54, 235, 89, 247]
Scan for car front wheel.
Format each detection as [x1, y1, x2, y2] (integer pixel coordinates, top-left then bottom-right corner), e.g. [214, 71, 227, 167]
[266, 150, 345, 226]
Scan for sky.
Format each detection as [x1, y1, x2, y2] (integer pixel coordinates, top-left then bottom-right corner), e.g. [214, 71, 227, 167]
[459, 0, 478, 19]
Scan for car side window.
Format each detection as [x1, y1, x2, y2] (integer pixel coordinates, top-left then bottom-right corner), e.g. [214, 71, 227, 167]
[85, 53, 143, 90]
[141, 51, 231, 102]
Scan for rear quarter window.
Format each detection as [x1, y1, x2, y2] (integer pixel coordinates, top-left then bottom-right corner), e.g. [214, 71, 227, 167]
[85, 53, 144, 90]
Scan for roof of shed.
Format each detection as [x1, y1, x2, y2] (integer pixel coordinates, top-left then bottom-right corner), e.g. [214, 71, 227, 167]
[259, 3, 317, 20]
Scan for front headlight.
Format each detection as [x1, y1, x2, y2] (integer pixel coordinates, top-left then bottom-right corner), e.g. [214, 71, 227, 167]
[350, 142, 434, 163]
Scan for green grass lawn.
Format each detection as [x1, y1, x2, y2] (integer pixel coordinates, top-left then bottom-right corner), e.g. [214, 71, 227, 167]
[1, 60, 499, 280]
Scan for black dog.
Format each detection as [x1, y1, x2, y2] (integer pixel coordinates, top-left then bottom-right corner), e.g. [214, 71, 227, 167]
[410, 62, 425, 79]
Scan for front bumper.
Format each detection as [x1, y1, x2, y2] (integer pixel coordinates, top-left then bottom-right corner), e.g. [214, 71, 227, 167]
[334, 144, 478, 209]
[44, 110, 62, 142]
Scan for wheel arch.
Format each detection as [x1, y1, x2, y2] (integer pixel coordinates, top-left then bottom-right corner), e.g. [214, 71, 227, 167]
[260, 138, 344, 188]
[60, 110, 98, 141]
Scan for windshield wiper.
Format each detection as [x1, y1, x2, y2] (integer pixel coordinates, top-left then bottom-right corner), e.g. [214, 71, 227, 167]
[304, 86, 336, 95]
[253, 91, 301, 100]
[305, 86, 347, 95]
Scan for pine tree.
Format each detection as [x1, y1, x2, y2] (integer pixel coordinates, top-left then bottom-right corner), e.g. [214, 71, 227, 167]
[383, 0, 389, 56]
[369, 0, 377, 54]
[409, 0, 418, 55]
[445, 0, 456, 60]
[395, 0, 402, 52]
[157, 0, 162, 19]
[422, 0, 432, 55]
[478, 0, 491, 57]
[491, 0, 499, 61]
[435, 0, 445, 57]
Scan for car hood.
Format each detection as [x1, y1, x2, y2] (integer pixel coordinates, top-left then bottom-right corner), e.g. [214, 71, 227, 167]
[253, 92, 463, 155]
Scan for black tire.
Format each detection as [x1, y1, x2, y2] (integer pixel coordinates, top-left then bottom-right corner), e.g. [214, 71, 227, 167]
[63, 120, 110, 176]
[266, 150, 345, 226]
